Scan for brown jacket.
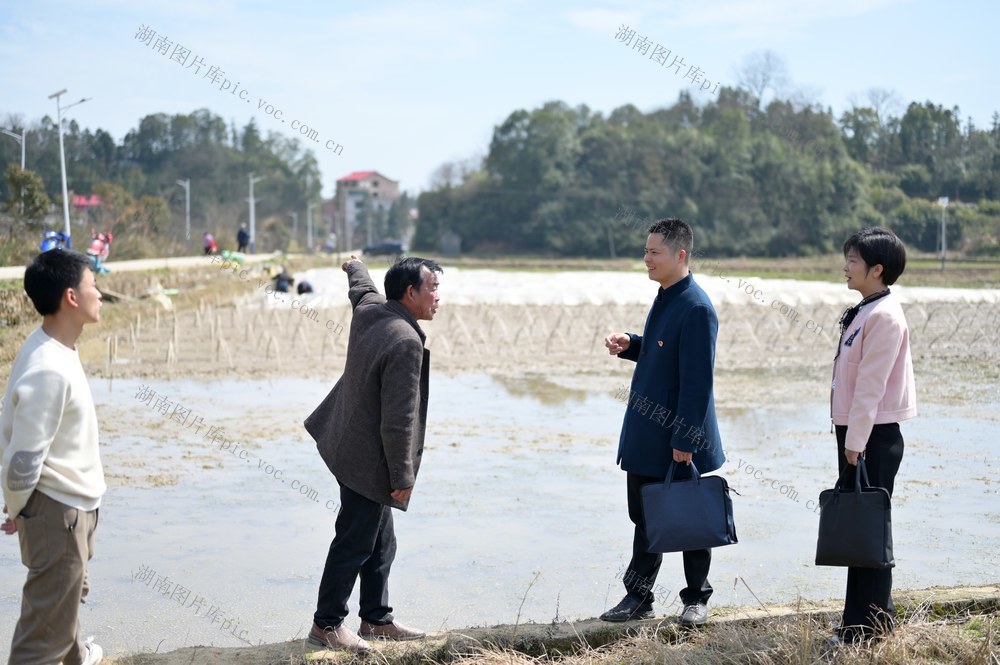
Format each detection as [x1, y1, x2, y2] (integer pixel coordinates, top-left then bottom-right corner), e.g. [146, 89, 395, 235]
[304, 263, 429, 510]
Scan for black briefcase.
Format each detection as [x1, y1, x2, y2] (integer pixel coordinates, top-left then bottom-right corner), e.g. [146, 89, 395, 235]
[641, 461, 738, 553]
[815, 458, 894, 568]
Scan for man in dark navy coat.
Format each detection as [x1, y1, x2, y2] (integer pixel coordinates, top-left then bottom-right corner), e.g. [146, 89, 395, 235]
[600, 218, 725, 627]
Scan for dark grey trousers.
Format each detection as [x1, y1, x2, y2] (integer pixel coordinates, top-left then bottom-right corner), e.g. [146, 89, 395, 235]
[314, 482, 396, 628]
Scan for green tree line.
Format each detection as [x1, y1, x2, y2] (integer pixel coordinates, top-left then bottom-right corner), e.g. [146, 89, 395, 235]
[0, 109, 322, 263]
[414, 88, 1000, 258]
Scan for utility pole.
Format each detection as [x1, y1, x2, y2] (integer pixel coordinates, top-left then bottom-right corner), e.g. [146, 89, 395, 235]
[288, 211, 299, 249]
[248, 173, 267, 254]
[364, 194, 374, 247]
[176, 178, 191, 243]
[938, 197, 949, 270]
[48, 89, 91, 247]
[307, 201, 315, 253]
[0, 128, 25, 170]
[1, 128, 27, 215]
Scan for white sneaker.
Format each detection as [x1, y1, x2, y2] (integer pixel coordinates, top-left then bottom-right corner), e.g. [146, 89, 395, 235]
[81, 637, 103, 665]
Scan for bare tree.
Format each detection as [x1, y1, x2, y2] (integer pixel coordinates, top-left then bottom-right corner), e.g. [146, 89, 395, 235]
[429, 161, 461, 189]
[866, 88, 904, 126]
[457, 153, 485, 181]
[735, 50, 791, 107]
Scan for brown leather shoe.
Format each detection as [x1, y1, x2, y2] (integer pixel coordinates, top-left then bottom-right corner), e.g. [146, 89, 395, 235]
[308, 622, 371, 653]
[358, 619, 426, 641]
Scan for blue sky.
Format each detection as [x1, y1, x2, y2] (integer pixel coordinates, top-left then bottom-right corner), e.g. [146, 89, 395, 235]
[1, 0, 997, 198]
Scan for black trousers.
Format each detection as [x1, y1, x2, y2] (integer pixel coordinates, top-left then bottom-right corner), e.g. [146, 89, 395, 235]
[835, 423, 904, 640]
[624, 471, 713, 606]
[314, 482, 396, 628]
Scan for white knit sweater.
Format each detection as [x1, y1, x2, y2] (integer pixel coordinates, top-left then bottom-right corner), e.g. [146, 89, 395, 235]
[1, 327, 105, 519]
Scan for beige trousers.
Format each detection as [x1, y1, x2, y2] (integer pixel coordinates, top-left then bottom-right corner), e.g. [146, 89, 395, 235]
[8, 491, 98, 665]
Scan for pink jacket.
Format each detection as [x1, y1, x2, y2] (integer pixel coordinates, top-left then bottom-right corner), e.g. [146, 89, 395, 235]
[831, 295, 917, 452]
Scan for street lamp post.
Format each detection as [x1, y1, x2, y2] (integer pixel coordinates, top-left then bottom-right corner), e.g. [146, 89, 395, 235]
[364, 194, 374, 248]
[176, 178, 191, 243]
[2, 128, 27, 215]
[307, 201, 315, 253]
[288, 211, 299, 249]
[0, 128, 25, 170]
[48, 89, 91, 248]
[248, 173, 267, 254]
[938, 196, 949, 270]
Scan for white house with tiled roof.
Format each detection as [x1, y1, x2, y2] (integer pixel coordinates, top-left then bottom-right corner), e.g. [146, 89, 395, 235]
[332, 170, 400, 246]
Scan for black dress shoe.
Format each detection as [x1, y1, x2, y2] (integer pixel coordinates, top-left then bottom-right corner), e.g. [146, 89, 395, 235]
[600, 595, 653, 622]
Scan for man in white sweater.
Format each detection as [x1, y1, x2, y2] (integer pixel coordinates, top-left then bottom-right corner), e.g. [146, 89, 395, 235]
[1, 249, 106, 665]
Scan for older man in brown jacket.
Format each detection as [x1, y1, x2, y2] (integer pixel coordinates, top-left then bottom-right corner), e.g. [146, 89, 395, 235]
[304, 254, 441, 654]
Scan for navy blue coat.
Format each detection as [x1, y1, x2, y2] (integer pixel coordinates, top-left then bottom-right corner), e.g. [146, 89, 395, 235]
[617, 272, 725, 477]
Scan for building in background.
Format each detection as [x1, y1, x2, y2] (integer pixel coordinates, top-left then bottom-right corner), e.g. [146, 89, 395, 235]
[331, 170, 400, 250]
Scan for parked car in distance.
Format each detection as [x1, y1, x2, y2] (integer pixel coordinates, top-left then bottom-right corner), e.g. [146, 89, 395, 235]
[362, 241, 406, 257]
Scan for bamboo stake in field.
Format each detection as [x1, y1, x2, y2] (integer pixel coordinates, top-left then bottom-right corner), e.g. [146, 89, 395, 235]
[217, 336, 234, 368]
[246, 312, 259, 342]
[321, 331, 334, 361]
[265, 334, 281, 364]
[590, 323, 604, 351]
[545, 326, 568, 354]
[474, 329, 489, 356]
[437, 335, 453, 357]
[512, 325, 526, 347]
[104, 335, 117, 392]
[453, 311, 475, 347]
[493, 312, 510, 341]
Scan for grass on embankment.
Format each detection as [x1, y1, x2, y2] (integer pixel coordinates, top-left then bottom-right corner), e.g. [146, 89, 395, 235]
[105, 586, 999, 665]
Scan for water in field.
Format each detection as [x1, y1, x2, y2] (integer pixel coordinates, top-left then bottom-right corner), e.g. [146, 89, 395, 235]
[0, 373, 995, 659]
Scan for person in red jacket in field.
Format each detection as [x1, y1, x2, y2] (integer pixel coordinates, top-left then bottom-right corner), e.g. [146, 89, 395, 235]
[203, 232, 218, 255]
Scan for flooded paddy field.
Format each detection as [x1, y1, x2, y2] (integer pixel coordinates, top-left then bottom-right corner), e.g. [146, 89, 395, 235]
[0, 268, 996, 659]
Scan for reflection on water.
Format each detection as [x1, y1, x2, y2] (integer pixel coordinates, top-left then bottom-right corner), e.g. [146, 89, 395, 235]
[491, 373, 591, 405]
[0, 374, 995, 661]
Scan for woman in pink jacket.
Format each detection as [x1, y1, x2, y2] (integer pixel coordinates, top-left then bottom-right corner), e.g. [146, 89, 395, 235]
[829, 227, 917, 645]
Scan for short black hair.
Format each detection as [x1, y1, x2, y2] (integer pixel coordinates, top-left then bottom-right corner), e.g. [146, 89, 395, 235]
[23, 250, 93, 316]
[843, 227, 907, 286]
[647, 218, 694, 263]
[384, 257, 443, 301]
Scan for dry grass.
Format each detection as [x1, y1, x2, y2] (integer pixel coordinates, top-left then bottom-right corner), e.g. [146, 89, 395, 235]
[271, 609, 998, 665]
[102, 610, 999, 665]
